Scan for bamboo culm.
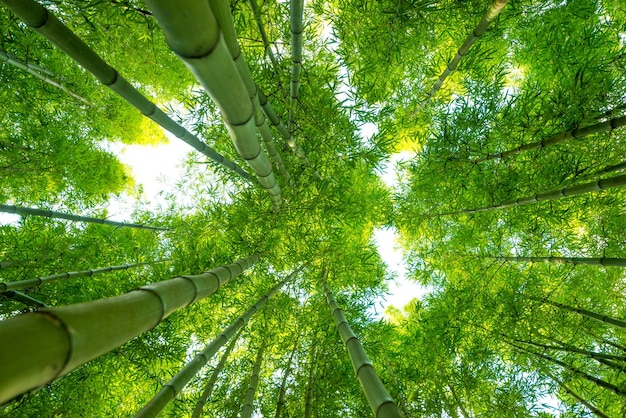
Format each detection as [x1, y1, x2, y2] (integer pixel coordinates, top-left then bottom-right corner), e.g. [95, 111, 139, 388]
[534, 297, 626, 330]
[444, 173, 626, 215]
[275, 332, 300, 418]
[247, 0, 283, 89]
[145, 0, 282, 211]
[303, 341, 317, 418]
[0, 253, 260, 403]
[289, 0, 304, 130]
[322, 281, 403, 418]
[0, 204, 170, 231]
[208, 0, 294, 187]
[0, 290, 48, 308]
[416, 0, 508, 112]
[191, 329, 243, 418]
[240, 342, 266, 418]
[135, 266, 301, 417]
[475, 115, 626, 163]
[0, 260, 170, 293]
[0, 0, 253, 181]
[512, 343, 626, 397]
[545, 372, 611, 418]
[0, 50, 92, 105]
[496, 255, 626, 268]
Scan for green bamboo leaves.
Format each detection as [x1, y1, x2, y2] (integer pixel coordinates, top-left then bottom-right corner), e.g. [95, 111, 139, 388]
[322, 281, 403, 418]
[145, 0, 282, 211]
[0, 204, 169, 231]
[0, 253, 260, 403]
[0, 0, 252, 181]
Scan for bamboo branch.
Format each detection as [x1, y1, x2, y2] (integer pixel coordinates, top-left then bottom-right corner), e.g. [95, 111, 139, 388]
[0, 290, 48, 308]
[0, 204, 170, 231]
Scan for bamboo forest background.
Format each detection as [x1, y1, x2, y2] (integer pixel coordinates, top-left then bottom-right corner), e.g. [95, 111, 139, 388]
[1, 0, 625, 416]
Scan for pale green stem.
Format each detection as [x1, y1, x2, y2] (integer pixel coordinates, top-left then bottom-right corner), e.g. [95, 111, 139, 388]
[289, 0, 304, 131]
[240, 341, 266, 418]
[534, 297, 626, 330]
[0, 290, 48, 308]
[496, 255, 626, 267]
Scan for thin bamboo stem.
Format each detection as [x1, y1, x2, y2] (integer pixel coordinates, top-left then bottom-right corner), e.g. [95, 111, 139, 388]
[444, 173, 626, 215]
[475, 115, 626, 163]
[0, 253, 260, 403]
[0, 0, 252, 181]
[248, 0, 285, 95]
[191, 328, 243, 418]
[0, 50, 92, 105]
[533, 297, 626, 330]
[289, 0, 304, 130]
[146, 0, 282, 211]
[495, 255, 626, 268]
[0, 260, 170, 292]
[303, 342, 316, 418]
[240, 341, 266, 418]
[545, 372, 611, 418]
[0, 204, 170, 231]
[416, 0, 508, 112]
[322, 280, 403, 418]
[0, 290, 48, 308]
[275, 332, 300, 418]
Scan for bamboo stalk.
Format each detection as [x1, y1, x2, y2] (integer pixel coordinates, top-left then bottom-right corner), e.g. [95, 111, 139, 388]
[512, 343, 626, 397]
[275, 331, 300, 418]
[146, 0, 282, 211]
[416, 0, 508, 112]
[135, 266, 301, 417]
[0, 204, 170, 231]
[0, 50, 92, 105]
[208, 0, 294, 187]
[289, 0, 304, 130]
[495, 255, 626, 268]
[545, 372, 611, 418]
[444, 173, 626, 215]
[0, 0, 253, 181]
[533, 297, 626, 330]
[0, 253, 260, 403]
[240, 341, 266, 418]
[322, 280, 403, 418]
[191, 328, 243, 418]
[258, 87, 321, 180]
[475, 115, 626, 163]
[303, 341, 317, 418]
[0, 260, 170, 293]
[514, 337, 626, 364]
[0, 290, 48, 308]
[247, 0, 282, 81]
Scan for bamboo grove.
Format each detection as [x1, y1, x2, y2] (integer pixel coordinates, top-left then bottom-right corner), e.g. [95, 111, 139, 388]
[0, 0, 625, 416]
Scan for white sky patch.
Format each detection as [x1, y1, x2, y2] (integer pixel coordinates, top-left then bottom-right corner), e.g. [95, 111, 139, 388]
[373, 227, 430, 316]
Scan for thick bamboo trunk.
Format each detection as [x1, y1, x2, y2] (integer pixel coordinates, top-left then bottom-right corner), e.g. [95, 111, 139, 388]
[240, 342, 266, 418]
[275, 332, 300, 418]
[545, 372, 610, 418]
[0, 204, 169, 231]
[0, 50, 92, 105]
[0, 290, 48, 308]
[135, 267, 300, 417]
[289, 0, 304, 130]
[0, 0, 252, 181]
[322, 281, 403, 418]
[0, 260, 169, 292]
[257, 87, 321, 180]
[445, 173, 626, 215]
[146, 0, 282, 211]
[0, 253, 260, 403]
[475, 115, 626, 163]
[208, 0, 294, 187]
[496, 255, 626, 267]
[416, 0, 508, 111]
[191, 329, 243, 418]
[533, 297, 626, 330]
[512, 343, 626, 397]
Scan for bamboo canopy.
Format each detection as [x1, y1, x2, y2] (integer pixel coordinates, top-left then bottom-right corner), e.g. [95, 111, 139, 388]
[443, 173, 626, 215]
[0, 204, 170, 231]
[145, 0, 282, 211]
[322, 280, 403, 418]
[495, 255, 626, 267]
[191, 329, 243, 418]
[474, 115, 626, 163]
[208, 0, 294, 187]
[0, 50, 92, 105]
[415, 0, 508, 113]
[0, 253, 260, 403]
[0, 260, 170, 293]
[0, 0, 253, 181]
[289, 0, 305, 130]
[135, 267, 298, 417]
